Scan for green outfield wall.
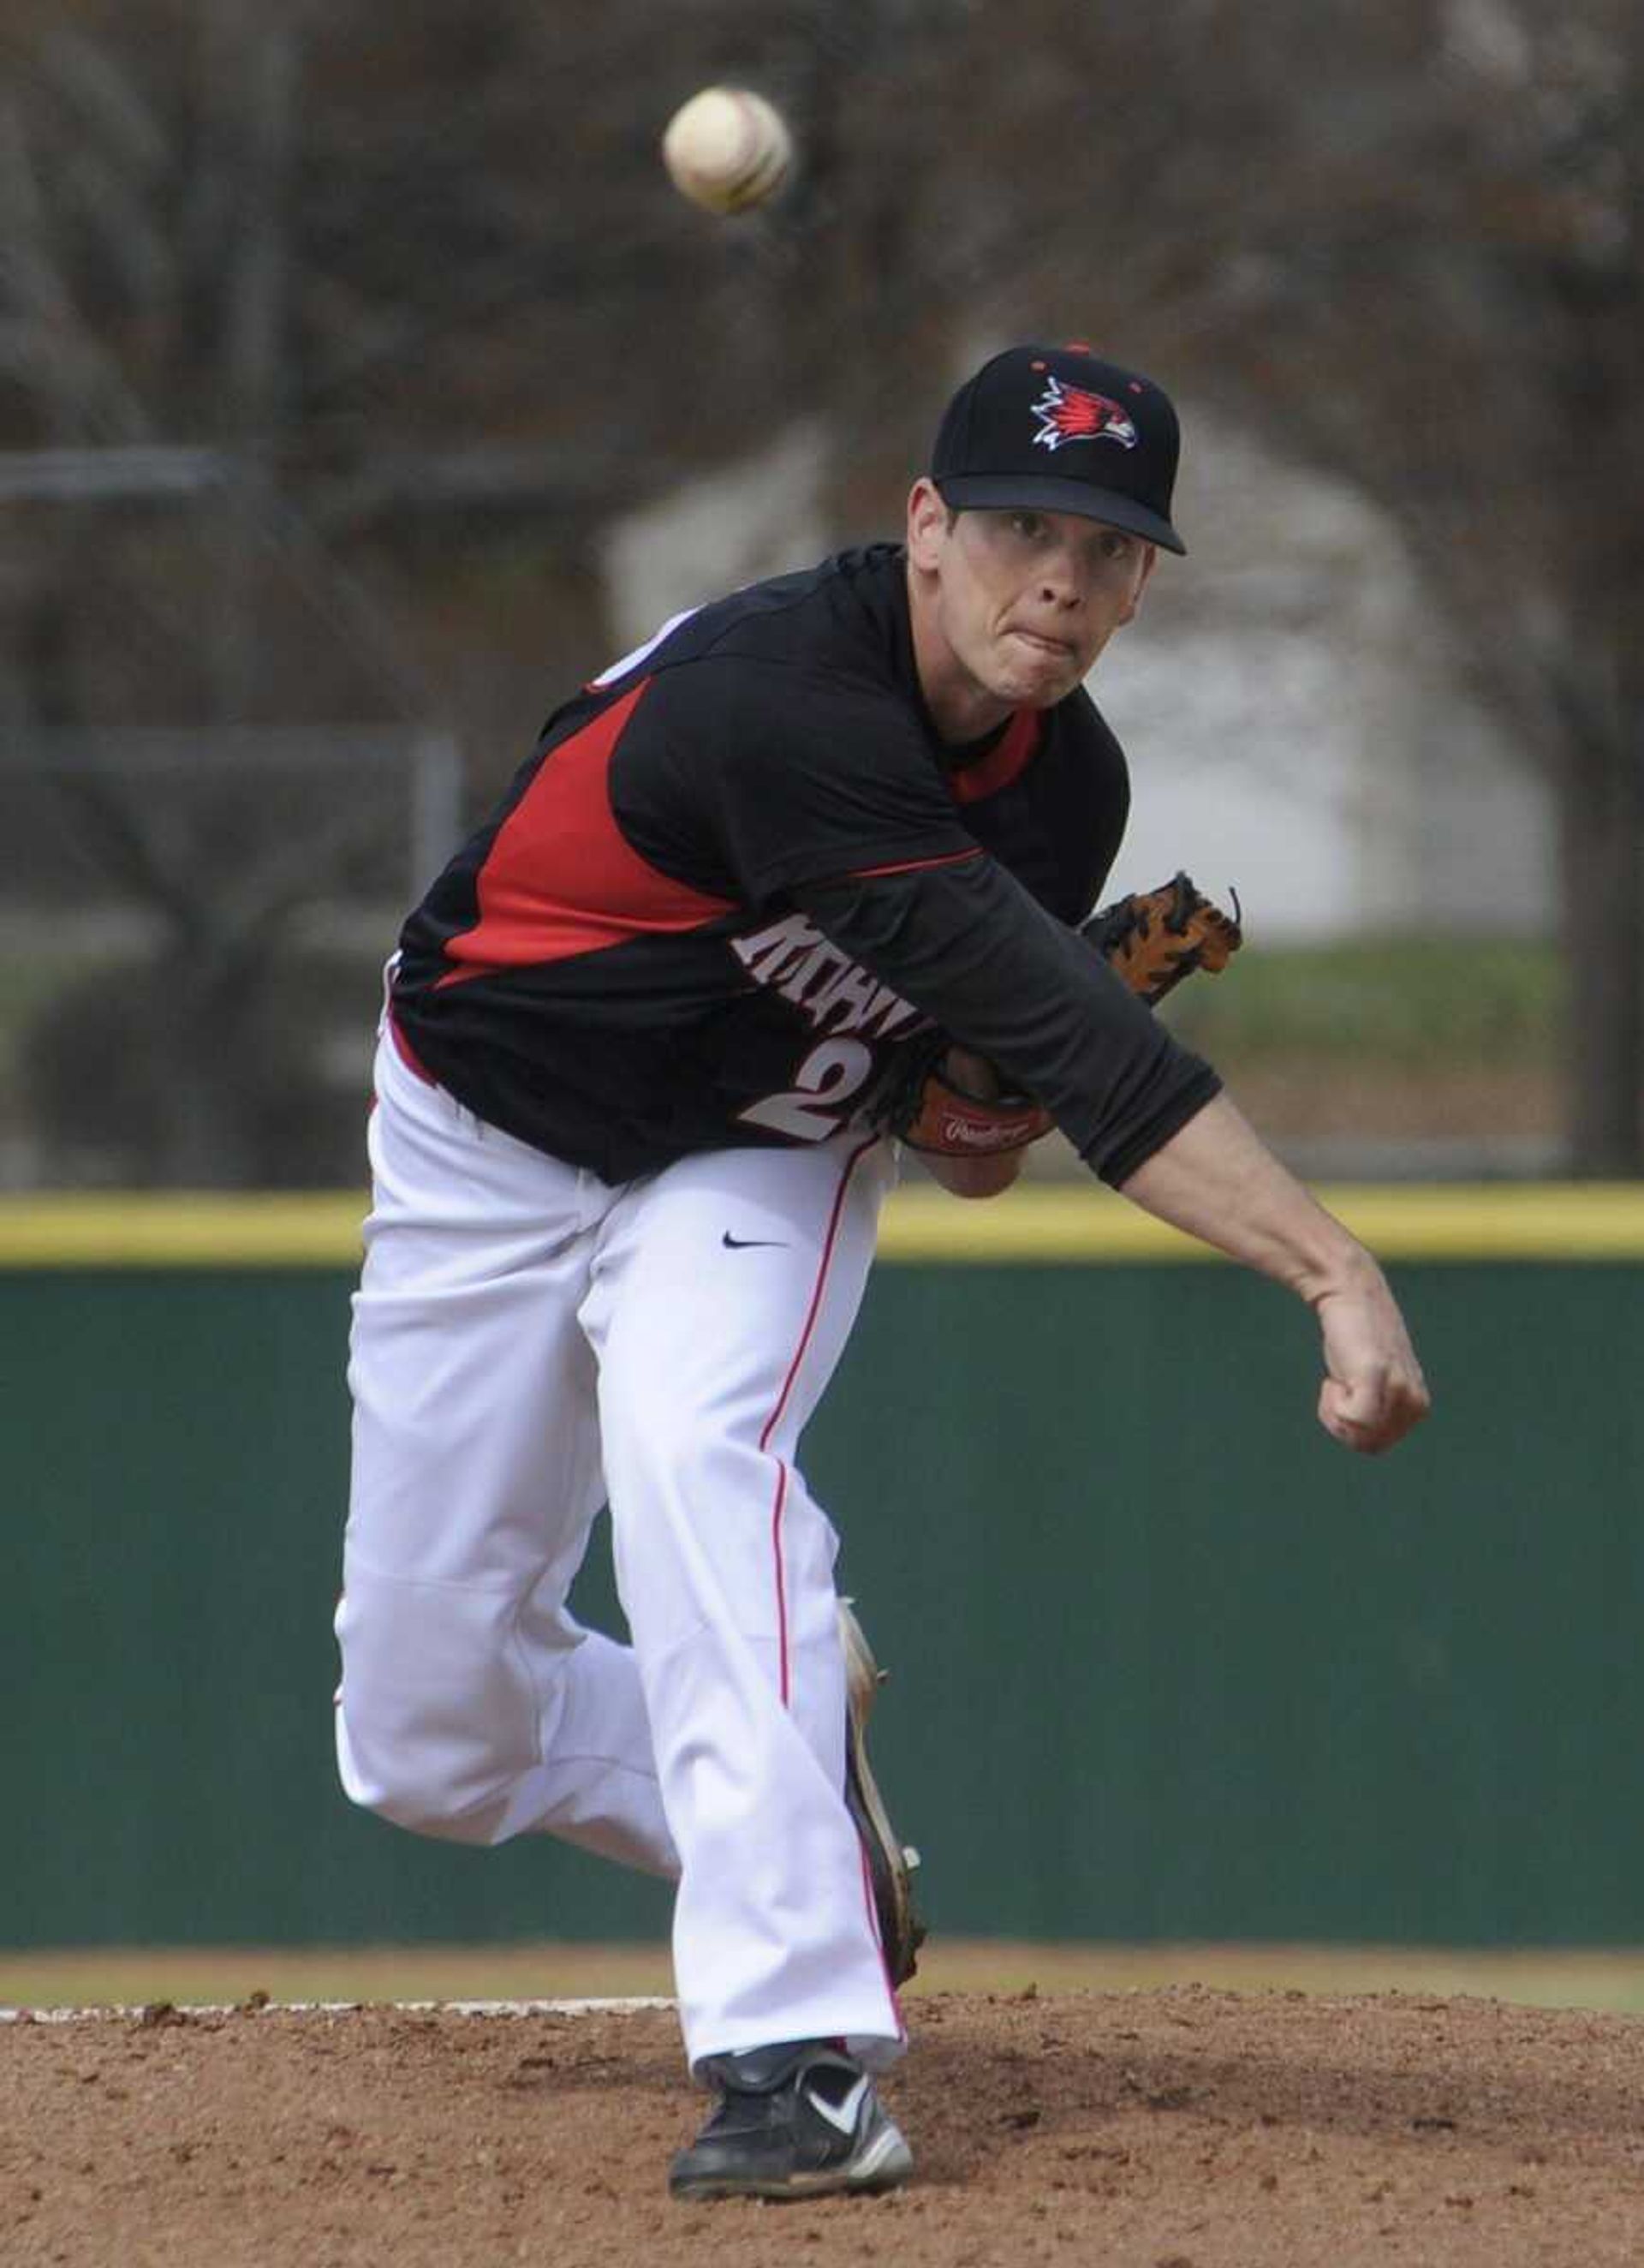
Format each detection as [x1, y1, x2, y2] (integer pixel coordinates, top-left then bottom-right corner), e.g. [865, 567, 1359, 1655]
[4, 1185, 1643, 1952]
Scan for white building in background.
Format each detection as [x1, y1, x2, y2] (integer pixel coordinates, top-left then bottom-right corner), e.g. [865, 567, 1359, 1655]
[1099, 403, 1552, 940]
[604, 410, 1553, 943]
[603, 424, 829, 665]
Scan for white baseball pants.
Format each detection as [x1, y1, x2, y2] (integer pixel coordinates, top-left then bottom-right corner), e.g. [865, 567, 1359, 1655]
[336, 1024, 905, 2069]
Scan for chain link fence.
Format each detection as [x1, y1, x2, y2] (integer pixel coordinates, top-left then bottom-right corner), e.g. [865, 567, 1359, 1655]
[0, 728, 462, 1189]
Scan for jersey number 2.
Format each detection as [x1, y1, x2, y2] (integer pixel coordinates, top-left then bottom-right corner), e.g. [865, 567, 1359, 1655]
[740, 1039, 875, 1141]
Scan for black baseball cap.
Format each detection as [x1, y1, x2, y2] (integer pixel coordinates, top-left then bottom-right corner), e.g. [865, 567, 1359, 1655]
[931, 342, 1186, 555]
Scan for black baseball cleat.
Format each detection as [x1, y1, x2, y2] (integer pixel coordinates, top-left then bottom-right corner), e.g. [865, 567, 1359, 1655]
[669, 2040, 914, 2201]
[838, 1597, 926, 1987]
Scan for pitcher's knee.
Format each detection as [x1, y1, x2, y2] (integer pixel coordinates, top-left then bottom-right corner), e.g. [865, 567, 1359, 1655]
[335, 1691, 525, 1846]
[334, 1574, 549, 1845]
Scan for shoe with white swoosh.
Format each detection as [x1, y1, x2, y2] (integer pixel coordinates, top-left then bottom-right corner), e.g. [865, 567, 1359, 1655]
[668, 2041, 914, 2201]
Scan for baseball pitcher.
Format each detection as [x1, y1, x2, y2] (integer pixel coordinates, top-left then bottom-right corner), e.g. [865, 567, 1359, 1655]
[335, 343, 1429, 2204]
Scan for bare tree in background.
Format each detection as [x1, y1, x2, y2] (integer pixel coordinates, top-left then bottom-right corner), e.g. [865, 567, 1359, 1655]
[929, 0, 1642, 1170]
[1190, 1, 1643, 1175]
[1, 5, 406, 1180]
[0, 2, 795, 1179]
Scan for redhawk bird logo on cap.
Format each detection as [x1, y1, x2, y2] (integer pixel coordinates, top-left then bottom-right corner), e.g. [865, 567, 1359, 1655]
[1030, 376, 1139, 454]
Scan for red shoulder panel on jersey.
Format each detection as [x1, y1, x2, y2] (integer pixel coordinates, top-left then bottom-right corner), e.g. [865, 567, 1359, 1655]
[947, 707, 1043, 805]
[437, 677, 736, 987]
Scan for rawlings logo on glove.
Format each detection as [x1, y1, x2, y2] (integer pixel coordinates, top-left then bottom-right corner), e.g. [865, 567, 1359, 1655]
[873, 871, 1242, 1158]
[880, 1047, 1055, 1157]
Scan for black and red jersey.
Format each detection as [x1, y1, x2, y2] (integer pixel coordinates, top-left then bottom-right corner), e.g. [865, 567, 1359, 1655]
[393, 544, 1217, 1184]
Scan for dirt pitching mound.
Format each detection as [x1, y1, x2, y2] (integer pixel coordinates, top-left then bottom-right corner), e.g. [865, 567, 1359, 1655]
[5, 1986, 1642, 2265]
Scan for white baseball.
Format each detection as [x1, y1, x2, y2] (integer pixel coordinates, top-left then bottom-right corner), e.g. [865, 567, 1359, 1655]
[661, 87, 794, 215]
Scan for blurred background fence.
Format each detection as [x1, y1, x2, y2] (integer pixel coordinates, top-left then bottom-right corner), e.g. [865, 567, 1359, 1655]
[0, 726, 457, 1185]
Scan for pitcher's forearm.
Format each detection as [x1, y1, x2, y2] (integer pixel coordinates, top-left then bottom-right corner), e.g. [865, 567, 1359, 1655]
[1116, 1091, 1369, 1304]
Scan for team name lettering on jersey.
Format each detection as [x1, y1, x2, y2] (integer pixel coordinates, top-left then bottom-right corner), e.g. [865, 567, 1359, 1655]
[732, 914, 923, 1041]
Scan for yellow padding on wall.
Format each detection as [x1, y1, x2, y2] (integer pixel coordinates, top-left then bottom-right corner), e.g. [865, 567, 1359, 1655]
[4, 1183, 1644, 1268]
[0, 1193, 370, 1268]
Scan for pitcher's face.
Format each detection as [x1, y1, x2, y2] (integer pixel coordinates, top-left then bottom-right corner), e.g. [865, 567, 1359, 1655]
[906, 483, 1155, 736]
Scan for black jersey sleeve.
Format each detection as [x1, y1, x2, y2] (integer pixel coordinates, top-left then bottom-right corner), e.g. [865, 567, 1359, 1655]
[793, 856, 1221, 1185]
